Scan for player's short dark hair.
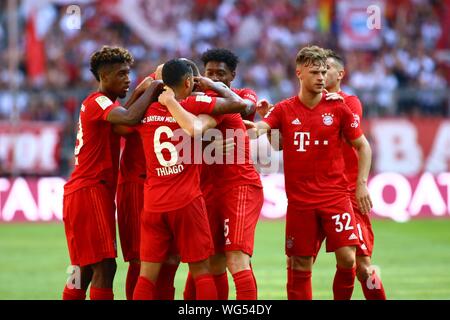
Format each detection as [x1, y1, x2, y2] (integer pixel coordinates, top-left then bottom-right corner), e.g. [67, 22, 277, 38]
[90, 46, 134, 81]
[295, 45, 327, 68]
[201, 48, 239, 72]
[162, 59, 193, 87]
[180, 58, 200, 76]
[325, 49, 345, 68]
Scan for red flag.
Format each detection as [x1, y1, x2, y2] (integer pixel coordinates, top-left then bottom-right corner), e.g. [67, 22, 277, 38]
[25, 13, 46, 84]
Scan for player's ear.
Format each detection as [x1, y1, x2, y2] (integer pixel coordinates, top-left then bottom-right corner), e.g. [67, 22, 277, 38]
[231, 71, 236, 81]
[338, 69, 345, 81]
[295, 67, 301, 79]
[185, 76, 192, 90]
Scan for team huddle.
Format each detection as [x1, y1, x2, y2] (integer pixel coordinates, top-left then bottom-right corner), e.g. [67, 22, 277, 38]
[61, 45, 386, 300]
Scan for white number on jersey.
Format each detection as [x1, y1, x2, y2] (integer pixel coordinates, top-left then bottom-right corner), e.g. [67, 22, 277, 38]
[154, 126, 178, 167]
[74, 115, 84, 165]
[332, 212, 354, 233]
[224, 218, 230, 237]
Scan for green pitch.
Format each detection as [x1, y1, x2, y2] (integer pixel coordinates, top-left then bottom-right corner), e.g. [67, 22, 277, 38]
[1, 219, 450, 300]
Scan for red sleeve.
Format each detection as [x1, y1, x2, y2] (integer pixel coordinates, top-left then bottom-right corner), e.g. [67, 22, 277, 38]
[235, 88, 258, 105]
[85, 94, 117, 121]
[340, 103, 363, 142]
[182, 95, 217, 115]
[148, 72, 156, 80]
[344, 95, 363, 119]
[261, 102, 283, 129]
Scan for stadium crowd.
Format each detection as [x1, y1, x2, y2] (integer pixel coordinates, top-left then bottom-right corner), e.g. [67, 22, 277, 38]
[0, 0, 448, 175]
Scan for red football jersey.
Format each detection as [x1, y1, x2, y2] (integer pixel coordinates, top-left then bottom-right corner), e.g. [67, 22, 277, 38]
[201, 89, 262, 197]
[117, 71, 157, 185]
[232, 88, 257, 121]
[262, 94, 363, 209]
[136, 94, 217, 212]
[340, 91, 363, 193]
[64, 92, 121, 195]
[117, 132, 146, 185]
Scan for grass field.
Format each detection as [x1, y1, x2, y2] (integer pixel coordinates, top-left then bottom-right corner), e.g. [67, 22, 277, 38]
[1, 219, 450, 300]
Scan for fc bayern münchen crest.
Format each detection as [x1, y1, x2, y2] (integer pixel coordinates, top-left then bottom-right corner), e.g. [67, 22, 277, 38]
[322, 113, 334, 126]
[286, 236, 294, 249]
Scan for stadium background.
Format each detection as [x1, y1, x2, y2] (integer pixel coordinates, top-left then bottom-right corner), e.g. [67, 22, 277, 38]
[0, 0, 449, 299]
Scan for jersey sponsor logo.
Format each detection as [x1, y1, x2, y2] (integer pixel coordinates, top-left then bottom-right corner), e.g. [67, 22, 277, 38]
[95, 95, 113, 110]
[293, 132, 310, 152]
[294, 131, 329, 152]
[195, 95, 213, 103]
[322, 113, 334, 126]
[351, 113, 360, 128]
[291, 118, 301, 125]
[348, 233, 358, 240]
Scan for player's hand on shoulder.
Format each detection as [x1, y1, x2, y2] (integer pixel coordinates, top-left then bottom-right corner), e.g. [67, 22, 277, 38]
[211, 137, 236, 156]
[242, 119, 256, 130]
[135, 76, 153, 94]
[256, 99, 273, 118]
[147, 80, 165, 104]
[154, 64, 164, 80]
[325, 92, 344, 101]
[193, 76, 216, 91]
[158, 86, 176, 106]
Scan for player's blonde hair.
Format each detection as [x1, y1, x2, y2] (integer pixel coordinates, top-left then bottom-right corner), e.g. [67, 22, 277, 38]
[295, 46, 327, 67]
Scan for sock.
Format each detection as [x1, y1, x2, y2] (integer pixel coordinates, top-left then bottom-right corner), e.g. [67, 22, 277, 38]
[90, 287, 114, 300]
[214, 272, 229, 300]
[156, 263, 179, 300]
[250, 263, 257, 293]
[288, 269, 312, 300]
[194, 274, 218, 300]
[360, 271, 386, 300]
[62, 285, 86, 300]
[183, 272, 196, 300]
[133, 276, 156, 300]
[125, 262, 140, 300]
[286, 267, 292, 297]
[333, 265, 356, 300]
[232, 270, 257, 300]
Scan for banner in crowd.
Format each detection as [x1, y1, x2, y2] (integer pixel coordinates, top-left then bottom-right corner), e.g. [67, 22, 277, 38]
[337, 0, 384, 50]
[0, 173, 449, 223]
[0, 121, 63, 175]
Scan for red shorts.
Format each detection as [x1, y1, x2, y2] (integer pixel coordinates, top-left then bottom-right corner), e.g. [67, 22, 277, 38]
[207, 185, 263, 256]
[117, 182, 143, 262]
[63, 185, 117, 267]
[286, 198, 360, 257]
[140, 196, 214, 263]
[352, 197, 374, 256]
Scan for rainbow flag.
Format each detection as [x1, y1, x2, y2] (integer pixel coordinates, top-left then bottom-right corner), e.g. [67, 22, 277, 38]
[318, 0, 333, 33]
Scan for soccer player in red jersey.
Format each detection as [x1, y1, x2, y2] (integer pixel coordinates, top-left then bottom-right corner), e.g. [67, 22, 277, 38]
[202, 48, 257, 121]
[116, 60, 202, 300]
[183, 48, 263, 300]
[132, 59, 247, 300]
[62, 46, 161, 300]
[245, 46, 373, 300]
[115, 122, 146, 300]
[323, 49, 386, 299]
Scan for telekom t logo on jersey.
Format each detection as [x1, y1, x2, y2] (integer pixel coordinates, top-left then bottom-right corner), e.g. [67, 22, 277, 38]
[293, 132, 329, 152]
